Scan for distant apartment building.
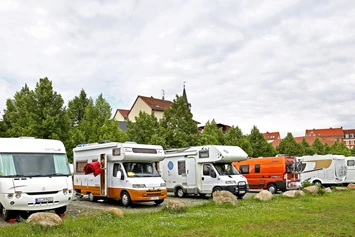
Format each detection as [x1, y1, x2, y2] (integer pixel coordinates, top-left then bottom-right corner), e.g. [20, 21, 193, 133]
[343, 129, 355, 149]
[262, 132, 281, 143]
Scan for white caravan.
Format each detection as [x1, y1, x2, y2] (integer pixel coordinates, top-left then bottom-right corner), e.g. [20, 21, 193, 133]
[344, 156, 355, 185]
[161, 145, 249, 198]
[73, 142, 167, 207]
[297, 154, 347, 186]
[0, 137, 73, 221]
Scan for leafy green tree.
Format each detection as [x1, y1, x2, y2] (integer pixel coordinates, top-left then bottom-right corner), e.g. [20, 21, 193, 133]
[312, 138, 324, 155]
[78, 94, 127, 144]
[67, 89, 90, 127]
[277, 133, 304, 156]
[351, 146, 355, 156]
[299, 138, 314, 155]
[329, 141, 351, 156]
[159, 95, 199, 148]
[323, 143, 331, 155]
[126, 111, 165, 146]
[224, 126, 253, 156]
[198, 120, 224, 145]
[247, 125, 276, 157]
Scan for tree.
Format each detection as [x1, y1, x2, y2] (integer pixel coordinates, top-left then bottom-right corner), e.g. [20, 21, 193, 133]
[198, 120, 224, 145]
[78, 94, 127, 144]
[277, 133, 304, 156]
[224, 126, 253, 156]
[126, 111, 165, 147]
[247, 126, 276, 157]
[67, 89, 90, 127]
[159, 95, 199, 148]
[312, 138, 324, 155]
[329, 141, 351, 156]
[299, 138, 314, 155]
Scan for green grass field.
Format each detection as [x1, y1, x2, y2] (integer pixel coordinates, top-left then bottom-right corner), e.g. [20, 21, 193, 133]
[1, 189, 354, 237]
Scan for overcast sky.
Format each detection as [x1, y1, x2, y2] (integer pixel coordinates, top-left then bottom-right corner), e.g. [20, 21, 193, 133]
[1, 0, 355, 138]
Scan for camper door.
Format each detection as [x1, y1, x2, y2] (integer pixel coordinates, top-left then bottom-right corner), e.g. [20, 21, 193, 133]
[100, 154, 108, 196]
[201, 164, 216, 193]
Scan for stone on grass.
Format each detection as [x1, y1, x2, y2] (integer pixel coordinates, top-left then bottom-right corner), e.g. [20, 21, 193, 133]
[347, 183, 355, 189]
[324, 187, 332, 193]
[26, 212, 62, 227]
[212, 190, 238, 206]
[254, 190, 272, 201]
[165, 200, 187, 213]
[335, 187, 348, 191]
[104, 207, 124, 217]
[303, 185, 318, 194]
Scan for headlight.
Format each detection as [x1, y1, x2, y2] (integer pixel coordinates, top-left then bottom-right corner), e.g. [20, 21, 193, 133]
[239, 181, 246, 185]
[15, 191, 22, 199]
[160, 183, 166, 187]
[7, 193, 14, 199]
[132, 184, 146, 188]
[225, 180, 236, 184]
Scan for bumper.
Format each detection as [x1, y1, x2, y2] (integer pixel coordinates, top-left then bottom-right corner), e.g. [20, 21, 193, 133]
[128, 188, 167, 202]
[221, 184, 248, 195]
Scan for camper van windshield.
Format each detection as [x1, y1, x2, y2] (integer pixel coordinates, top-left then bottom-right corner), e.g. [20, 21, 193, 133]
[214, 163, 240, 176]
[123, 162, 159, 177]
[0, 153, 70, 177]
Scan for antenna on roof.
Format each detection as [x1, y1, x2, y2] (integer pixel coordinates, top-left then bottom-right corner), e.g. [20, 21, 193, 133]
[162, 90, 165, 100]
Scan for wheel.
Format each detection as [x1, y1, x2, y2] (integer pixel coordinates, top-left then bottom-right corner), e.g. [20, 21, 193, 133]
[154, 200, 164, 205]
[174, 187, 185, 198]
[313, 180, 322, 186]
[89, 193, 97, 202]
[55, 206, 67, 216]
[0, 204, 15, 221]
[267, 184, 277, 194]
[212, 186, 222, 194]
[121, 191, 132, 207]
[237, 194, 245, 199]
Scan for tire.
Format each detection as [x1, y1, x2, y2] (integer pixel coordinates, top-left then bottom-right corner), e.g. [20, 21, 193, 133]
[212, 186, 222, 195]
[154, 200, 164, 205]
[121, 191, 132, 207]
[174, 187, 185, 198]
[0, 204, 15, 221]
[55, 206, 67, 216]
[237, 194, 245, 199]
[89, 193, 97, 202]
[267, 184, 277, 194]
[313, 180, 322, 187]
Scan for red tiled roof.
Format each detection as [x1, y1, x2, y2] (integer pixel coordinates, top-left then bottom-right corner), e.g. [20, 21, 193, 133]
[138, 96, 173, 111]
[343, 129, 355, 134]
[263, 132, 280, 140]
[305, 127, 344, 137]
[118, 109, 129, 119]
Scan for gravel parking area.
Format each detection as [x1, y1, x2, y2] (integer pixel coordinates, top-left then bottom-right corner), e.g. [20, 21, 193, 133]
[0, 191, 256, 227]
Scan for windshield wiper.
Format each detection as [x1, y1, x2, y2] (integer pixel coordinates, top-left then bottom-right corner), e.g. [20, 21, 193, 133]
[47, 173, 70, 177]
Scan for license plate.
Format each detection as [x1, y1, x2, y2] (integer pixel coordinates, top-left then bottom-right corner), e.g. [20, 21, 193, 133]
[150, 197, 159, 200]
[239, 191, 245, 194]
[36, 197, 53, 203]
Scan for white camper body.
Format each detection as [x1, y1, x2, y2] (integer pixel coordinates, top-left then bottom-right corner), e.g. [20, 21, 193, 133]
[298, 154, 347, 186]
[73, 142, 167, 207]
[0, 137, 73, 221]
[161, 145, 249, 198]
[344, 156, 355, 185]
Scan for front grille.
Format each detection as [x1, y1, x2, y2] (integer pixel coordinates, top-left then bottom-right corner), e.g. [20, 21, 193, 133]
[27, 191, 59, 196]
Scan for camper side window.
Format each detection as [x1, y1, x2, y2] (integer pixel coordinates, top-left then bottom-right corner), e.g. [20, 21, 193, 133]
[178, 161, 185, 175]
[113, 163, 121, 177]
[347, 160, 355, 166]
[203, 164, 211, 175]
[255, 164, 260, 173]
[76, 161, 87, 173]
[240, 165, 249, 174]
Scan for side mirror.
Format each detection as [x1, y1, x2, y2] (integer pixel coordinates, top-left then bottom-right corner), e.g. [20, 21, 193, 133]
[69, 164, 74, 175]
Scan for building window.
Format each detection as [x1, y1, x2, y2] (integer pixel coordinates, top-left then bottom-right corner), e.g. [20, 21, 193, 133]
[345, 134, 349, 138]
[346, 141, 349, 145]
[351, 140, 354, 145]
[350, 134, 354, 139]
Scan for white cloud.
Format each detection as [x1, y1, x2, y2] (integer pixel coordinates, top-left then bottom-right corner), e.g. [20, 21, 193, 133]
[1, 0, 355, 138]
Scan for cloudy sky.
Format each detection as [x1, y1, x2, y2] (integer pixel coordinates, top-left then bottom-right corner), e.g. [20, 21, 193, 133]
[1, 0, 355, 138]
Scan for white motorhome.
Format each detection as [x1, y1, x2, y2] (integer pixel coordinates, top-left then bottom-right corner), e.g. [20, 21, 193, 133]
[0, 137, 73, 221]
[161, 145, 249, 198]
[344, 156, 355, 185]
[73, 142, 167, 207]
[297, 154, 347, 186]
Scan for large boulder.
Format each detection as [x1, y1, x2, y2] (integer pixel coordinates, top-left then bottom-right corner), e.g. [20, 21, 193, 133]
[104, 207, 124, 217]
[324, 187, 332, 193]
[26, 212, 62, 227]
[282, 190, 305, 198]
[165, 200, 187, 213]
[212, 190, 238, 206]
[303, 185, 318, 194]
[254, 190, 272, 201]
[347, 183, 355, 189]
